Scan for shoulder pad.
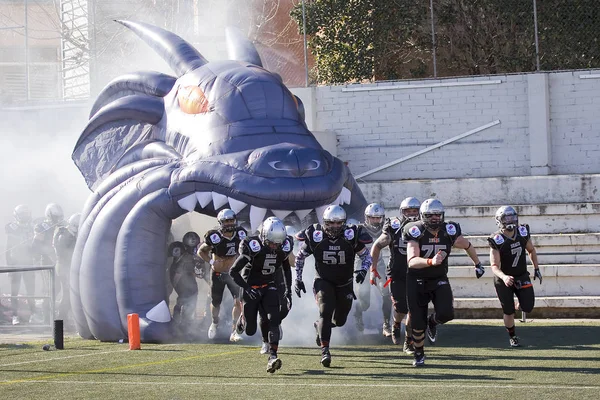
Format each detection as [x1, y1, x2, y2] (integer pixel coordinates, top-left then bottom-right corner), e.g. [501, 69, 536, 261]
[237, 229, 247, 240]
[356, 226, 373, 244]
[492, 233, 505, 245]
[445, 221, 461, 236]
[248, 238, 262, 253]
[207, 230, 221, 245]
[518, 224, 529, 237]
[282, 237, 293, 253]
[405, 222, 424, 239]
[168, 241, 185, 257]
[312, 228, 324, 243]
[344, 227, 355, 241]
[295, 229, 308, 242]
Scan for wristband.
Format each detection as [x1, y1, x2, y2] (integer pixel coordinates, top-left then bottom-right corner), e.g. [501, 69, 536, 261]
[427, 258, 433, 266]
[210, 259, 215, 266]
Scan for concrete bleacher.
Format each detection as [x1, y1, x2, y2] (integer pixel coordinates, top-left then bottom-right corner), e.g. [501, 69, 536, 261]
[359, 175, 600, 318]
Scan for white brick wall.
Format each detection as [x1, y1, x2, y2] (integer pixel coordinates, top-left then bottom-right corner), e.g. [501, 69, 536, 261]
[309, 70, 600, 180]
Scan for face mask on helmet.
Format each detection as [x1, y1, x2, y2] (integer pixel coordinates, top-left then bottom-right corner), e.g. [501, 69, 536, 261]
[217, 209, 237, 232]
[400, 197, 421, 223]
[364, 203, 385, 230]
[45, 203, 64, 224]
[419, 199, 444, 229]
[183, 232, 201, 248]
[261, 218, 287, 251]
[13, 205, 32, 224]
[496, 206, 518, 231]
[322, 205, 347, 238]
[67, 213, 81, 235]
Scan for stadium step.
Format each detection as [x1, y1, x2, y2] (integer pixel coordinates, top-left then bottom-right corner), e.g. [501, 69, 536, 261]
[452, 296, 600, 318]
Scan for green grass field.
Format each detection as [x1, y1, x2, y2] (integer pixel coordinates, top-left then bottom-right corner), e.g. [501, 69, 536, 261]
[1, 321, 599, 400]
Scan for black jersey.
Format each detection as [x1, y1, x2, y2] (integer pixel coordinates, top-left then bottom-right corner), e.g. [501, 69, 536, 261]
[235, 236, 293, 287]
[53, 227, 76, 270]
[402, 220, 462, 279]
[383, 217, 410, 278]
[203, 227, 247, 258]
[487, 224, 531, 276]
[5, 222, 34, 265]
[297, 223, 372, 286]
[168, 241, 198, 282]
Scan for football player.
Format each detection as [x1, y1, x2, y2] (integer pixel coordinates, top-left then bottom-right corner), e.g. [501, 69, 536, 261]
[488, 206, 541, 347]
[371, 197, 420, 353]
[294, 205, 373, 367]
[354, 203, 393, 337]
[403, 199, 482, 367]
[197, 209, 247, 341]
[230, 217, 292, 373]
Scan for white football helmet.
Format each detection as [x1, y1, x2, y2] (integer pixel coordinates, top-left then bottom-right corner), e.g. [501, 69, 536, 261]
[400, 197, 421, 223]
[261, 217, 287, 250]
[495, 206, 518, 231]
[217, 209, 237, 232]
[364, 203, 385, 230]
[322, 205, 346, 238]
[419, 199, 444, 229]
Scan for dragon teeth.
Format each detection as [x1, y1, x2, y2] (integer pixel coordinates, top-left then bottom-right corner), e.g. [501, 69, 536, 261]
[228, 197, 247, 214]
[177, 193, 197, 212]
[146, 300, 171, 323]
[341, 187, 352, 205]
[211, 192, 228, 209]
[196, 192, 212, 208]
[295, 209, 312, 220]
[249, 206, 267, 233]
[272, 209, 293, 220]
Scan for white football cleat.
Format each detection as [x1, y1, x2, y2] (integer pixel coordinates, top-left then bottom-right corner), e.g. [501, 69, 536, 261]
[229, 331, 243, 342]
[260, 341, 270, 354]
[208, 323, 218, 339]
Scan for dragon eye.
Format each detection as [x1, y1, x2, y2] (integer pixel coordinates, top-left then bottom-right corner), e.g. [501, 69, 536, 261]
[177, 85, 210, 114]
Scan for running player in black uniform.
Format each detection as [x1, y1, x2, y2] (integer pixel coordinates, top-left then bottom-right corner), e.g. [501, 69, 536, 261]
[404, 198, 483, 367]
[294, 205, 373, 367]
[197, 209, 247, 341]
[230, 217, 292, 373]
[371, 197, 420, 353]
[488, 206, 541, 347]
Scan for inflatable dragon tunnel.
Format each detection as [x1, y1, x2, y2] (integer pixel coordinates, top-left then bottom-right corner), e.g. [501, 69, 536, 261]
[71, 20, 368, 342]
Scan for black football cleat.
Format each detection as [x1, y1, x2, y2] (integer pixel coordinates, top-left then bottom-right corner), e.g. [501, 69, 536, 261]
[266, 355, 282, 373]
[321, 348, 332, 368]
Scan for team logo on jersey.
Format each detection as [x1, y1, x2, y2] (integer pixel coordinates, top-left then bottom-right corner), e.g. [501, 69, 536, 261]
[209, 233, 221, 244]
[313, 230, 323, 242]
[391, 218, 401, 230]
[446, 224, 457, 236]
[518, 225, 528, 237]
[282, 240, 291, 252]
[249, 240, 261, 252]
[409, 226, 421, 238]
[493, 234, 505, 245]
[344, 228, 355, 240]
[238, 230, 246, 240]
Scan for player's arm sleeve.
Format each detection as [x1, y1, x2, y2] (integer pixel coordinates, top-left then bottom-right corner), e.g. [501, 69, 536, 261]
[229, 245, 251, 291]
[294, 239, 312, 281]
[357, 246, 372, 271]
[282, 257, 292, 293]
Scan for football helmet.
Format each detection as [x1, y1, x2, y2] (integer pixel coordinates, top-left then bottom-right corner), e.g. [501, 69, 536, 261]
[495, 206, 518, 231]
[364, 203, 385, 231]
[217, 209, 237, 232]
[400, 197, 421, 223]
[346, 218, 360, 226]
[261, 217, 287, 250]
[420, 199, 444, 229]
[182, 231, 201, 248]
[67, 213, 81, 235]
[285, 225, 298, 237]
[13, 204, 32, 224]
[322, 205, 346, 238]
[45, 203, 64, 224]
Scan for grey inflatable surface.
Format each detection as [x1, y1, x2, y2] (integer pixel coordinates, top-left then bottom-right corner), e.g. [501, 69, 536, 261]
[71, 20, 367, 342]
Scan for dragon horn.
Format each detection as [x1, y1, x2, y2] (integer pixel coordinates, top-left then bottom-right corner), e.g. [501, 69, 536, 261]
[116, 20, 208, 77]
[225, 26, 263, 67]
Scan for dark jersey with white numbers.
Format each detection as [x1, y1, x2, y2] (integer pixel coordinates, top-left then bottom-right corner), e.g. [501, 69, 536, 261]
[233, 236, 293, 287]
[297, 223, 372, 286]
[487, 224, 531, 276]
[203, 227, 247, 258]
[383, 217, 410, 279]
[402, 220, 462, 279]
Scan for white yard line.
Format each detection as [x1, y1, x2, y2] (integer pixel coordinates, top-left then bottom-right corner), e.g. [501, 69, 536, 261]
[0, 349, 131, 367]
[6, 381, 599, 390]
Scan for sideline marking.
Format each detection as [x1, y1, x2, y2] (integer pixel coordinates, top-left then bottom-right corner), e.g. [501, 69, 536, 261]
[0, 348, 253, 385]
[5, 381, 599, 390]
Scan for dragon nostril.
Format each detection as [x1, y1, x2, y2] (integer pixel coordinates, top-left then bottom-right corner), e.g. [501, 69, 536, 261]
[306, 160, 321, 171]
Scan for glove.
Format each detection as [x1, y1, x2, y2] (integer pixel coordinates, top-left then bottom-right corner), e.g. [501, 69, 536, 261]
[534, 269, 543, 284]
[245, 288, 260, 301]
[475, 262, 485, 279]
[355, 269, 368, 284]
[294, 279, 306, 298]
[370, 268, 381, 285]
[285, 291, 293, 311]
